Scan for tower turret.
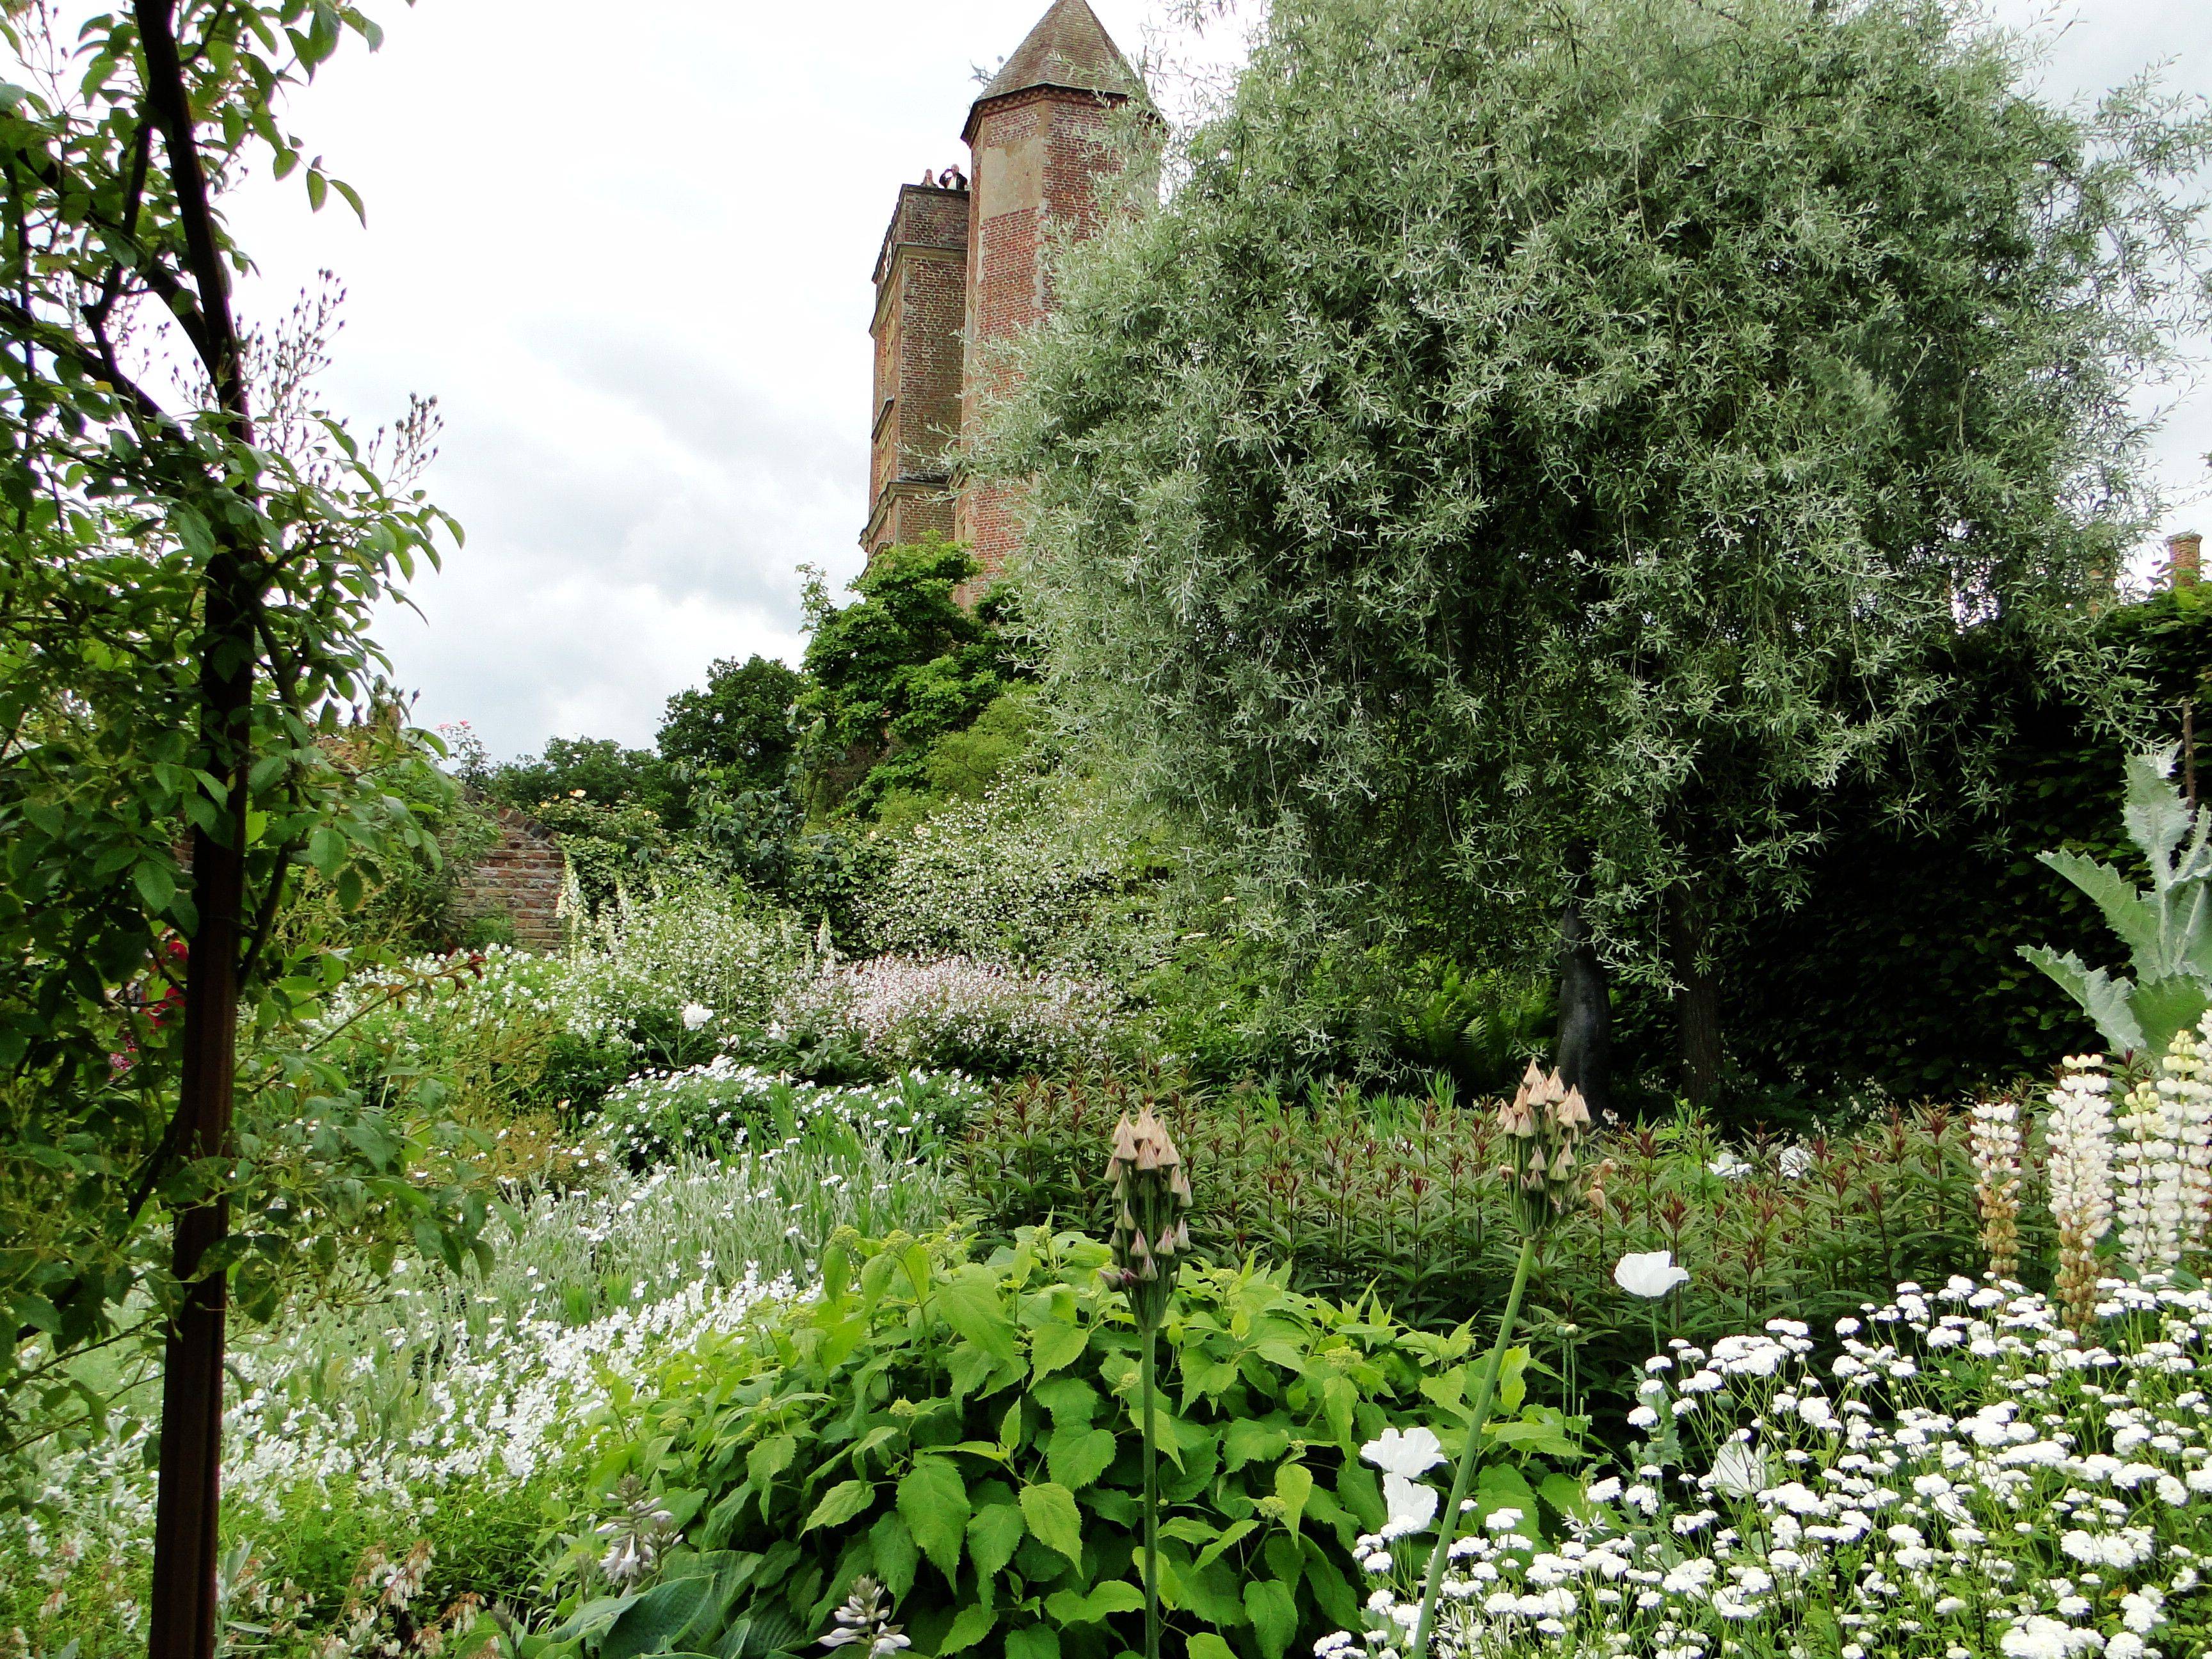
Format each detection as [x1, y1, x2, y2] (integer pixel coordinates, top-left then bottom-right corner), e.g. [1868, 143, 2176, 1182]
[956, 0, 1141, 582]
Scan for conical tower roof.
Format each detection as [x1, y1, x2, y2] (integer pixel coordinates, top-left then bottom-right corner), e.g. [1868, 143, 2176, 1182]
[963, 0, 1141, 142]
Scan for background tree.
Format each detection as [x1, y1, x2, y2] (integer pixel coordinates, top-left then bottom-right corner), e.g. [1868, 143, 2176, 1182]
[657, 652, 803, 797]
[0, 3, 483, 1650]
[794, 540, 1030, 824]
[995, 0, 2212, 1105]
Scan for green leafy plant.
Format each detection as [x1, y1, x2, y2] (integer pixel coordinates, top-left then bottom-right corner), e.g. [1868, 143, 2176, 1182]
[2023, 749, 2212, 1059]
[1408, 1066, 1587, 1658]
[561, 1227, 1566, 1659]
[1100, 1109, 1195, 1659]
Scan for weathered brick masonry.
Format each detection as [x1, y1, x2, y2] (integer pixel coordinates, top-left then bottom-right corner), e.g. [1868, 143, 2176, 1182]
[860, 0, 1140, 589]
[453, 808, 565, 952]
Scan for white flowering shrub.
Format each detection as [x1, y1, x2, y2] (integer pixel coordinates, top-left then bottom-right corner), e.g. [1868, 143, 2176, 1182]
[566, 878, 808, 1039]
[597, 1058, 992, 1164]
[858, 778, 1176, 978]
[1338, 1276, 2212, 1659]
[772, 952, 1120, 1077]
[317, 942, 627, 1068]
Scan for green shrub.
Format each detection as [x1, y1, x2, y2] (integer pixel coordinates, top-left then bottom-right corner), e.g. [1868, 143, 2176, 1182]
[557, 1228, 1576, 1659]
[953, 1080, 1996, 1414]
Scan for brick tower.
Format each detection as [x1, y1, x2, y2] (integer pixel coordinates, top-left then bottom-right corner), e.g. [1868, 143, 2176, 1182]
[861, 0, 1141, 585]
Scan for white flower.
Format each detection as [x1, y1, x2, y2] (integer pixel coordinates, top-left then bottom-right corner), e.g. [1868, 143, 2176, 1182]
[1362, 1425, 1447, 1479]
[1708, 1443, 1766, 1497]
[1615, 1251, 1690, 1298]
[1380, 1473, 1439, 1539]
[680, 1002, 713, 1030]
[1708, 1151, 1751, 1180]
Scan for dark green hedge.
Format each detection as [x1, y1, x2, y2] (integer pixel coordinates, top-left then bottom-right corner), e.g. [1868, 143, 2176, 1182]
[1710, 586, 2212, 1105]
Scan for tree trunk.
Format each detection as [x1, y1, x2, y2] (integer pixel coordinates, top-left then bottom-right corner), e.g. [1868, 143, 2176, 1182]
[1669, 882, 1722, 1109]
[147, 559, 251, 1659]
[137, 1, 260, 1653]
[1553, 894, 1612, 1118]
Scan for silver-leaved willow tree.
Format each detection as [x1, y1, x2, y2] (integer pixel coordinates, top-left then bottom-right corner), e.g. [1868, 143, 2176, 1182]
[0, 4, 488, 1657]
[988, 0, 2212, 1105]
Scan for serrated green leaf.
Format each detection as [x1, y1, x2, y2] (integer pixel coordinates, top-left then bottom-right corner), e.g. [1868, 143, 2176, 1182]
[1244, 1578, 1297, 1659]
[1018, 1481, 1082, 1565]
[1222, 1417, 1288, 1472]
[899, 1457, 969, 1580]
[1045, 1423, 1118, 1491]
[803, 1479, 874, 1534]
[1029, 1318, 1087, 1380]
[936, 1605, 996, 1658]
[966, 1500, 1025, 1585]
[938, 1264, 1020, 1366]
[871, 1509, 918, 1601]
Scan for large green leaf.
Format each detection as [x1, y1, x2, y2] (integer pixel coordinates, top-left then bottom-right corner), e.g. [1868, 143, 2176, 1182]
[1004, 1626, 1061, 1659]
[2040, 849, 2168, 974]
[1273, 1462, 1313, 1534]
[1222, 1417, 1288, 1472]
[936, 1605, 997, 1658]
[600, 1573, 719, 1659]
[2019, 945, 2145, 1054]
[938, 1265, 1021, 1366]
[871, 1509, 918, 1601]
[899, 1457, 970, 1580]
[967, 1500, 1027, 1584]
[1043, 1580, 1145, 1624]
[804, 1479, 877, 1535]
[1019, 1481, 1084, 1566]
[1030, 1318, 1088, 1380]
[1046, 1423, 1118, 1491]
[2132, 974, 2210, 1061]
[1244, 1578, 1298, 1659]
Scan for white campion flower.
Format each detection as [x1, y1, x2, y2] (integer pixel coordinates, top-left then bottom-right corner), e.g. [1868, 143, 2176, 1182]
[1615, 1251, 1690, 1298]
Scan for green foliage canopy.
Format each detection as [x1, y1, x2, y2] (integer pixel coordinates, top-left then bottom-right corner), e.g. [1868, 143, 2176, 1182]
[796, 543, 1030, 823]
[659, 653, 805, 798]
[995, 0, 2210, 1030]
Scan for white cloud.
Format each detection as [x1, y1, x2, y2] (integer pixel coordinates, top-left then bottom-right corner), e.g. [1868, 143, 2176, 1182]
[214, 0, 2206, 758]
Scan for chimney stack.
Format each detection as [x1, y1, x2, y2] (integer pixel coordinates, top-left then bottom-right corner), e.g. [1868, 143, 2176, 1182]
[2170, 529, 2204, 589]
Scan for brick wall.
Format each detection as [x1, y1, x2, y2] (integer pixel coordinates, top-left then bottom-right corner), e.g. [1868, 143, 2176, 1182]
[453, 808, 566, 952]
[957, 88, 1126, 582]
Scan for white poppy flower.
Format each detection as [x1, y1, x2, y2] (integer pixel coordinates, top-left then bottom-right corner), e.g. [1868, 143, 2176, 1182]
[1615, 1250, 1691, 1298]
[680, 1002, 712, 1030]
[1361, 1425, 1447, 1479]
[1379, 1473, 1438, 1539]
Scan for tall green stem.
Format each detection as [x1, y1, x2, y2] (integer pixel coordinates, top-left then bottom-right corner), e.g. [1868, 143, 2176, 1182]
[1140, 1324, 1160, 1659]
[1408, 1234, 1539, 1659]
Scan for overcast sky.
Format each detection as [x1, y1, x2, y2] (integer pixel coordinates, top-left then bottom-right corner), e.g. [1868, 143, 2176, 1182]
[226, 0, 2212, 761]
